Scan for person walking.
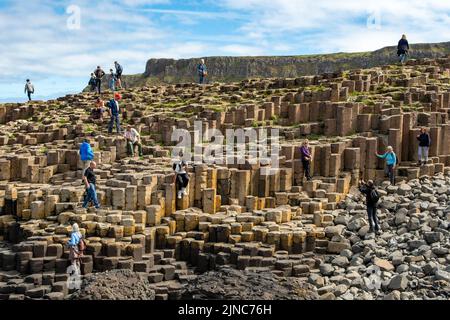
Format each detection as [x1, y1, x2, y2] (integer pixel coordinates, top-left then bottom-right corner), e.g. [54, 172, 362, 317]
[94, 66, 106, 94]
[197, 59, 207, 84]
[67, 223, 84, 273]
[300, 139, 312, 181]
[359, 180, 381, 234]
[79, 139, 94, 177]
[109, 69, 116, 91]
[107, 93, 122, 134]
[376, 146, 397, 185]
[82, 161, 100, 209]
[114, 61, 123, 89]
[173, 155, 189, 199]
[397, 34, 410, 64]
[88, 73, 97, 92]
[417, 127, 431, 166]
[24, 79, 34, 101]
[124, 125, 143, 157]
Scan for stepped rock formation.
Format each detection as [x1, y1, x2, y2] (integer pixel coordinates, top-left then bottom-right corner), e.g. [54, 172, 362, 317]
[0, 55, 450, 300]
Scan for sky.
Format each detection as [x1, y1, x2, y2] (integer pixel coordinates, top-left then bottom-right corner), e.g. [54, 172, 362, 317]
[1, 0, 450, 102]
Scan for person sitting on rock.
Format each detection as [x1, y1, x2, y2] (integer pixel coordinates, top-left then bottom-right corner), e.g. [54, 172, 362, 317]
[107, 93, 122, 134]
[79, 138, 94, 178]
[90, 97, 105, 120]
[376, 146, 397, 185]
[24, 79, 34, 101]
[300, 139, 312, 182]
[416, 127, 431, 166]
[82, 161, 100, 209]
[359, 179, 381, 234]
[124, 125, 143, 157]
[173, 154, 189, 199]
[397, 34, 410, 64]
[197, 59, 207, 84]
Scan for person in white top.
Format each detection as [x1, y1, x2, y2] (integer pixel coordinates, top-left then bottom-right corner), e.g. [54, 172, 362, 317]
[173, 154, 189, 199]
[124, 125, 143, 157]
[24, 79, 34, 101]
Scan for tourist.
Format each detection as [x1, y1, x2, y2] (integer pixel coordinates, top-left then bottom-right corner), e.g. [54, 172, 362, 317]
[197, 59, 207, 84]
[359, 179, 381, 234]
[109, 69, 116, 91]
[114, 61, 123, 89]
[67, 223, 83, 272]
[88, 73, 97, 92]
[300, 139, 312, 181]
[107, 93, 122, 134]
[417, 127, 431, 166]
[94, 66, 106, 94]
[397, 35, 410, 64]
[79, 139, 94, 177]
[376, 146, 397, 185]
[173, 154, 189, 199]
[90, 97, 105, 121]
[24, 79, 34, 101]
[124, 125, 143, 157]
[82, 161, 100, 209]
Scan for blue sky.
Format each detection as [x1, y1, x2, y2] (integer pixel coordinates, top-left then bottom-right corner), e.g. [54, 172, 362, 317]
[1, 0, 450, 102]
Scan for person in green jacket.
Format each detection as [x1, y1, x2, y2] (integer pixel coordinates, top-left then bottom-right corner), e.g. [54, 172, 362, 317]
[376, 146, 397, 185]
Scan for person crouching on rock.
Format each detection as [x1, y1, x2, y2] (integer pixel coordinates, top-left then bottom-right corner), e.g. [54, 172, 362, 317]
[124, 125, 143, 157]
[90, 97, 105, 121]
[107, 93, 122, 134]
[173, 154, 189, 199]
[82, 161, 100, 209]
[416, 127, 431, 166]
[376, 146, 397, 185]
[359, 179, 381, 235]
[300, 139, 312, 182]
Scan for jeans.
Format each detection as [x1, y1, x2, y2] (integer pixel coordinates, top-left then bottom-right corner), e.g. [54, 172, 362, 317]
[83, 184, 99, 208]
[109, 79, 115, 91]
[27, 91, 32, 101]
[302, 160, 311, 180]
[418, 146, 429, 163]
[367, 205, 379, 231]
[399, 53, 407, 63]
[386, 164, 395, 185]
[96, 79, 102, 94]
[127, 140, 143, 157]
[108, 114, 121, 134]
[176, 173, 189, 190]
[199, 75, 204, 84]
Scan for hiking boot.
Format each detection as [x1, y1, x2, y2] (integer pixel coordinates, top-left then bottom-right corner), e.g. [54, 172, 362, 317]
[177, 191, 182, 199]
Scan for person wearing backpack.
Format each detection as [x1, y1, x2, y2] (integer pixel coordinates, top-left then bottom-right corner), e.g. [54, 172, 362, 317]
[197, 59, 207, 84]
[397, 34, 410, 64]
[114, 61, 123, 89]
[107, 93, 122, 134]
[94, 66, 106, 94]
[359, 180, 381, 234]
[67, 223, 85, 272]
[79, 138, 94, 178]
[416, 127, 431, 166]
[88, 73, 97, 92]
[24, 79, 34, 101]
[376, 146, 397, 185]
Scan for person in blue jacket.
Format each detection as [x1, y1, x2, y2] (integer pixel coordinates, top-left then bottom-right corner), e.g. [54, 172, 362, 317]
[197, 59, 207, 84]
[79, 138, 94, 177]
[67, 223, 82, 271]
[376, 146, 397, 185]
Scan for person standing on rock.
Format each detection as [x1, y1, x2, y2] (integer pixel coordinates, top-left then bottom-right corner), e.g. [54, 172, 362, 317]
[107, 93, 122, 134]
[89, 73, 97, 92]
[300, 139, 312, 182]
[376, 146, 397, 185]
[79, 138, 94, 178]
[359, 180, 381, 234]
[416, 127, 431, 166]
[109, 69, 116, 91]
[24, 79, 34, 101]
[124, 125, 143, 157]
[94, 66, 106, 94]
[82, 161, 100, 209]
[173, 154, 189, 199]
[197, 59, 207, 84]
[397, 35, 410, 64]
[114, 61, 123, 89]
[67, 223, 84, 273]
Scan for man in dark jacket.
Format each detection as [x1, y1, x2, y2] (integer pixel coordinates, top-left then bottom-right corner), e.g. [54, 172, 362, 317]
[359, 179, 381, 234]
[416, 127, 431, 166]
[397, 35, 410, 64]
[197, 59, 207, 84]
[94, 66, 106, 94]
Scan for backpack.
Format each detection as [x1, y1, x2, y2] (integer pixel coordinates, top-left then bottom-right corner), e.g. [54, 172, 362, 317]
[370, 189, 380, 203]
[78, 238, 86, 252]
